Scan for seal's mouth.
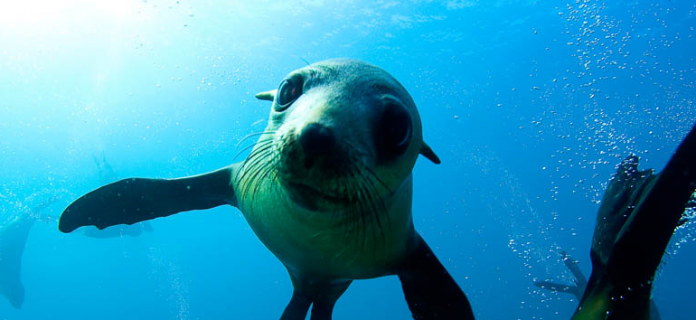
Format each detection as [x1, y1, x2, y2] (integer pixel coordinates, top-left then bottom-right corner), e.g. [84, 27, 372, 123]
[283, 180, 348, 211]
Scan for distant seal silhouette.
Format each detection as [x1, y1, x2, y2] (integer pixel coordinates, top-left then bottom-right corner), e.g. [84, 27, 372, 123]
[59, 59, 474, 320]
[534, 250, 661, 319]
[1, 193, 58, 309]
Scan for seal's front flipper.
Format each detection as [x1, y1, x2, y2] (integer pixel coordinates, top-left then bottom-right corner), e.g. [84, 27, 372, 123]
[59, 167, 235, 233]
[398, 235, 474, 320]
[572, 123, 696, 320]
[608, 123, 696, 284]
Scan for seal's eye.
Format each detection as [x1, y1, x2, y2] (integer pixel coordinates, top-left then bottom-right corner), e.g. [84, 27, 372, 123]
[376, 104, 413, 160]
[276, 77, 303, 111]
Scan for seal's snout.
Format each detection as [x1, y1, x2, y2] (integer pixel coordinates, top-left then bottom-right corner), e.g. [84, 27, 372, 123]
[300, 123, 336, 168]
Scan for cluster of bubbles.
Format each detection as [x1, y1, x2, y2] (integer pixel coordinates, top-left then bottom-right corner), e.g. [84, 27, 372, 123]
[534, 0, 695, 205]
[537, 0, 635, 203]
[147, 246, 191, 320]
[0, 188, 63, 224]
[509, 4, 635, 313]
[515, 0, 695, 317]
[0, 187, 20, 224]
[665, 193, 696, 257]
[463, 147, 574, 318]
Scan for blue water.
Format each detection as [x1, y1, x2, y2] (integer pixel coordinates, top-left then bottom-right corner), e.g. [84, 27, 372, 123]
[1, 1, 694, 319]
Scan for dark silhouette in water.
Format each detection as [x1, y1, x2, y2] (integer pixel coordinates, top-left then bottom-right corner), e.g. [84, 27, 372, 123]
[534, 250, 586, 299]
[535, 250, 661, 319]
[93, 152, 119, 184]
[82, 152, 153, 239]
[0, 193, 58, 309]
[569, 123, 696, 320]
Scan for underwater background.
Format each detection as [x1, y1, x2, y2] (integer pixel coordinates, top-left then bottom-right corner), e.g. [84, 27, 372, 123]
[0, 0, 694, 319]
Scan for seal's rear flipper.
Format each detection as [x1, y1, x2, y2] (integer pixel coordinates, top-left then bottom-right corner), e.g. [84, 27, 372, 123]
[280, 291, 311, 320]
[572, 123, 696, 320]
[280, 276, 350, 320]
[280, 292, 340, 320]
[59, 167, 235, 233]
[398, 235, 474, 320]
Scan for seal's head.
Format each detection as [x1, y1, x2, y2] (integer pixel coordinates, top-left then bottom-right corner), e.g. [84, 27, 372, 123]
[251, 59, 439, 212]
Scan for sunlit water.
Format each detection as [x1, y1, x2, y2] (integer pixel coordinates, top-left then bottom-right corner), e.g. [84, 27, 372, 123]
[1, 1, 694, 319]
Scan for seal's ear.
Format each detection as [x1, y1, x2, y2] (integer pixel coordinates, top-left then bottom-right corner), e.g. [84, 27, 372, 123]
[255, 89, 277, 102]
[420, 142, 441, 164]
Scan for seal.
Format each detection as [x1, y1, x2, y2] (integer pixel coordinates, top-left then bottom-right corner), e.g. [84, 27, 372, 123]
[569, 123, 696, 320]
[0, 212, 33, 309]
[81, 152, 154, 239]
[58, 59, 474, 320]
[534, 250, 662, 319]
[1, 193, 58, 309]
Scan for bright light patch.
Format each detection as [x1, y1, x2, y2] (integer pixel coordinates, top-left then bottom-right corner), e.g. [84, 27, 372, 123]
[0, 0, 139, 35]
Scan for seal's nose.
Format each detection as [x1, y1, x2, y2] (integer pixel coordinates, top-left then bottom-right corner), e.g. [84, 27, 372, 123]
[300, 123, 336, 168]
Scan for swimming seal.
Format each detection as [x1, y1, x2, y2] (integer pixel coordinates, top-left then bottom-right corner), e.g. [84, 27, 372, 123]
[1, 193, 59, 309]
[570, 122, 696, 320]
[58, 59, 474, 320]
[534, 250, 661, 319]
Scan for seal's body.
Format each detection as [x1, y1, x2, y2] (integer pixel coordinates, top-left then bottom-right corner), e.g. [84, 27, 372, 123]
[59, 59, 473, 320]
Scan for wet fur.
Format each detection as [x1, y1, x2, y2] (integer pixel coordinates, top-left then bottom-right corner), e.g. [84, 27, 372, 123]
[58, 59, 473, 320]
